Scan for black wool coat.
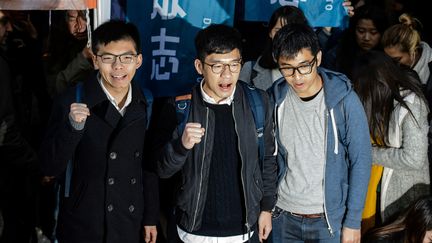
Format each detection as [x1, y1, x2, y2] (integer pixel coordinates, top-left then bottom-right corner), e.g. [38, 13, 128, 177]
[40, 74, 158, 243]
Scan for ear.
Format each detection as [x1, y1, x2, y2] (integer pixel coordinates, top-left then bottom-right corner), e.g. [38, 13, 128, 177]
[316, 50, 323, 67]
[92, 54, 100, 70]
[194, 59, 203, 75]
[135, 54, 143, 69]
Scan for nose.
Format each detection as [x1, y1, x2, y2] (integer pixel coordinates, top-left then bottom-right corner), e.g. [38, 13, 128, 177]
[363, 32, 371, 41]
[76, 17, 86, 33]
[220, 64, 232, 78]
[6, 22, 12, 32]
[112, 57, 124, 69]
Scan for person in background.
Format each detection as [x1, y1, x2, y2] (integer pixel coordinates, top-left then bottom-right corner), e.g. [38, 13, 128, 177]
[239, 2, 354, 91]
[363, 196, 432, 243]
[323, 4, 389, 79]
[157, 24, 277, 243]
[381, 13, 432, 108]
[352, 51, 430, 224]
[0, 10, 39, 243]
[45, 10, 93, 97]
[40, 20, 158, 243]
[268, 23, 372, 243]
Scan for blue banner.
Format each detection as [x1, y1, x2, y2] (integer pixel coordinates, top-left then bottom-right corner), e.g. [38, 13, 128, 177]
[244, 0, 348, 28]
[127, 0, 235, 97]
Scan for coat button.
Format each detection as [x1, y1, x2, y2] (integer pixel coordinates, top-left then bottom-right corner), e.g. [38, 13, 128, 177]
[130, 178, 136, 185]
[108, 178, 115, 185]
[109, 152, 117, 160]
[134, 151, 140, 158]
[107, 204, 114, 212]
[129, 205, 135, 213]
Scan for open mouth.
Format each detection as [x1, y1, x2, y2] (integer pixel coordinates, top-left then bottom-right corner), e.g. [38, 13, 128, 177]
[112, 74, 127, 81]
[218, 83, 232, 90]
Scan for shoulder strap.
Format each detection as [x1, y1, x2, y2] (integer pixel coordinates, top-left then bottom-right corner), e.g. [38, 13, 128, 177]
[175, 94, 192, 136]
[141, 88, 153, 129]
[240, 82, 265, 170]
[64, 82, 84, 198]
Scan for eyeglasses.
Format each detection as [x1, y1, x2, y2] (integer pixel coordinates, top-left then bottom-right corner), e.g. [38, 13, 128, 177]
[96, 54, 138, 64]
[203, 60, 242, 74]
[279, 56, 317, 77]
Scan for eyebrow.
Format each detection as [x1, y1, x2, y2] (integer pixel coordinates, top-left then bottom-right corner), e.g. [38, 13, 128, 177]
[98, 51, 137, 55]
[206, 57, 242, 63]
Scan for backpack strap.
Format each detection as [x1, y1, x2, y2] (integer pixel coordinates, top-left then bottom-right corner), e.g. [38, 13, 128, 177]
[240, 82, 265, 170]
[65, 82, 84, 198]
[175, 94, 192, 136]
[141, 88, 153, 129]
[249, 60, 258, 87]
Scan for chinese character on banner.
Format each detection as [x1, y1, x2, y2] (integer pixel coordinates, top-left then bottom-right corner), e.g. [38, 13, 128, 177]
[151, 28, 180, 80]
[127, 0, 235, 97]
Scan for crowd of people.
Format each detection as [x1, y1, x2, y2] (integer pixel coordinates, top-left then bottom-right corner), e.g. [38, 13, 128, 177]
[1, 0, 432, 242]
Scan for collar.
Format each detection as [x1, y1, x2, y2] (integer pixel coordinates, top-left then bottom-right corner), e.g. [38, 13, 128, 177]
[199, 79, 235, 105]
[97, 73, 132, 116]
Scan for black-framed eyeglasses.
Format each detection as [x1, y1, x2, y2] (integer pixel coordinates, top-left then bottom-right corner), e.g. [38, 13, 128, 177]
[279, 56, 317, 77]
[203, 60, 242, 74]
[96, 54, 138, 64]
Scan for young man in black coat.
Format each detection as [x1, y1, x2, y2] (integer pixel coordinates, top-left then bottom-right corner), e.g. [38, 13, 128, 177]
[40, 20, 158, 243]
[157, 24, 277, 243]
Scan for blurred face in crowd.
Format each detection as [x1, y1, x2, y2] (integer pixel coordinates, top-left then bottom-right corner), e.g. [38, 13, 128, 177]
[67, 10, 87, 39]
[269, 17, 286, 40]
[0, 11, 12, 45]
[384, 45, 415, 67]
[355, 19, 381, 51]
[93, 39, 142, 95]
[194, 48, 242, 103]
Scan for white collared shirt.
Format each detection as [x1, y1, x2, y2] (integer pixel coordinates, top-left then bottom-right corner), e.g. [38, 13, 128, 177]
[97, 74, 132, 116]
[200, 79, 235, 105]
[177, 226, 254, 243]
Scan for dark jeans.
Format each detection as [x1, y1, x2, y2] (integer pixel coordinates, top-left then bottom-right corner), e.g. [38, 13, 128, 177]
[268, 207, 340, 243]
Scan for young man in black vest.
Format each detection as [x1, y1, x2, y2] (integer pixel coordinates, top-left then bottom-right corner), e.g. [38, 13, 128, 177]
[157, 24, 277, 243]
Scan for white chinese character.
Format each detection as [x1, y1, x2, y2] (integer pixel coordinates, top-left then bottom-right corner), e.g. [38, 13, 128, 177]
[151, 0, 187, 20]
[151, 28, 180, 80]
[270, 0, 299, 7]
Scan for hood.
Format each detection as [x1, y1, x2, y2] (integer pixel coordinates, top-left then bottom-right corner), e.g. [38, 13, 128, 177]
[414, 41, 432, 84]
[270, 67, 353, 109]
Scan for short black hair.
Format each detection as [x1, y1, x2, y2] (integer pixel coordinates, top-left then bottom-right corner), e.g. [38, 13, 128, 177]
[194, 24, 242, 62]
[272, 23, 320, 61]
[92, 20, 141, 54]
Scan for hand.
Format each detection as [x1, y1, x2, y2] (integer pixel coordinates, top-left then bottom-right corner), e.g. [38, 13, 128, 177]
[82, 46, 93, 60]
[341, 227, 361, 243]
[69, 103, 90, 123]
[181, 122, 205, 149]
[343, 1, 355, 17]
[143, 225, 157, 243]
[258, 211, 272, 242]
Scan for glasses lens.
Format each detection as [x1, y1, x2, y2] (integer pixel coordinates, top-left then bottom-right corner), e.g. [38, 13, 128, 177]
[229, 63, 241, 73]
[120, 55, 134, 64]
[100, 55, 115, 63]
[211, 64, 224, 74]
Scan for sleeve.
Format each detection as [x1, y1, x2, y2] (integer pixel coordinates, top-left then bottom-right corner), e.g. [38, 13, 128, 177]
[56, 52, 93, 94]
[259, 90, 278, 211]
[343, 92, 373, 229]
[156, 98, 191, 179]
[238, 61, 253, 84]
[373, 97, 429, 170]
[39, 95, 85, 177]
[142, 169, 160, 225]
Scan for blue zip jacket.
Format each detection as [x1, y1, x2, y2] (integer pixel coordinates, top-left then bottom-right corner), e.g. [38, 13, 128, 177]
[269, 67, 372, 232]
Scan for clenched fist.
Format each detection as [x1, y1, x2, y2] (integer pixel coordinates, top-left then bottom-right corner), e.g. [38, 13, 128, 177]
[181, 122, 205, 149]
